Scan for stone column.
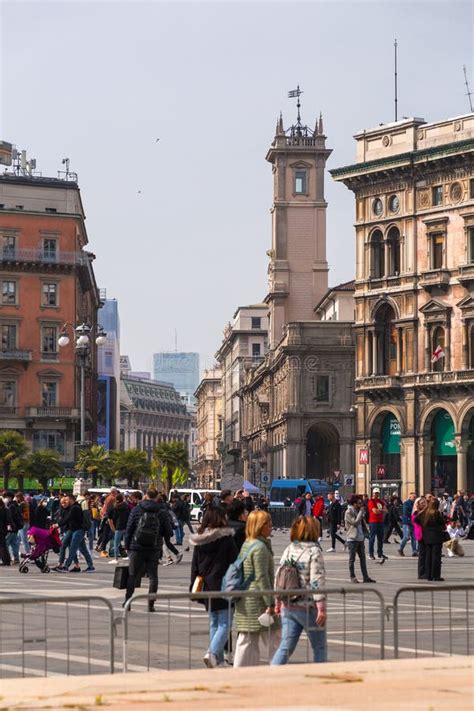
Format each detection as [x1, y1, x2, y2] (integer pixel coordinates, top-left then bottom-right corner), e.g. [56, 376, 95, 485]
[445, 319, 451, 371]
[384, 239, 390, 277]
[287, 356, 300, 412]
[424, 324, 431, 372]
[461, 321, 468, 370]
[455, 436, 468, 492]
[396, 327, 403, 374]
[372, 331, 378, 375]
[418, 437, 432, 494]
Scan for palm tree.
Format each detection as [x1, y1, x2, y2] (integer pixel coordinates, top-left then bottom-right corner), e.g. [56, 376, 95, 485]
[110, 449, 150, 489]
[0, 431, 28, 490]
[75, 445, 111, 487]
[154, 441, 189, 494]
[22, 449, 63, 491]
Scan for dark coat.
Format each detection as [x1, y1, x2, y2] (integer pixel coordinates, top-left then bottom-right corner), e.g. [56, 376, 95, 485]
[0, 507, 10, 537]
[109, 501, 130, 531]
[227, 518, 246, 552]
[63, 503, 84, 532]
[190, 527, 238, 611]
[125, 499, 173, 553]
[7, 501, 22, 532]
[327, 501, 342, 526]
[33, 504, 49, 529]
[416, 512, 446, 544]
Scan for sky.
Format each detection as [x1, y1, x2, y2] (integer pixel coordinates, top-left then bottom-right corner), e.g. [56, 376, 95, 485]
[1, 0, 472, 373]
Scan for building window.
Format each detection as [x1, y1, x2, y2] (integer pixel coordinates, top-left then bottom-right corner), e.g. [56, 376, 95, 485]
[2, 281, 16, 304]
[42, 238, 57, 262]
[370, 229, 384, 278]
[432, 326, 445, 372]
[251, 317, 261, 329]
[2, 235, 15, 257]
[251, 343, 261, 361]
[41, 325, 58, 358]
[470, 179, 474, 199]
[387, 226, 401, 276]
[314, 375, 330, 402]
[469, 227, 474, 264]
[431, 233, 444, 269]
[41, 381, 57, 407]
[372, 198, 383, 216]
[0, 380, 16, 407]
[104, 351, 113, 368]
[432, 185, 443, 206]
[294, 170, 307, 194]
[42, 283, 58, 306]
[33, 430, 64, 455]
[1, 323, 16, 351]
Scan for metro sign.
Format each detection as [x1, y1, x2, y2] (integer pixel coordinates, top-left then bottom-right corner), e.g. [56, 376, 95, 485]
[376, 464, 386, 478]
[359, 449, 369, 465]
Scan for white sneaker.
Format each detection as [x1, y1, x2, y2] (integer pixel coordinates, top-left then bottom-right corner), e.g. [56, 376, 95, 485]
[108, 559, 118, 565]
[326, 548, 335, 553]
[203, 652, 217, 668]
[175, 553, 183, 564]
[447, 549, 454, 558]
[163, 556, 174, 566]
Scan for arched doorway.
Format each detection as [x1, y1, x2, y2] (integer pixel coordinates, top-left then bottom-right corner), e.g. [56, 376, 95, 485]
[306, 423, 340, 481]
[370, 411, 401, 497]
[430, 410, 457, 494]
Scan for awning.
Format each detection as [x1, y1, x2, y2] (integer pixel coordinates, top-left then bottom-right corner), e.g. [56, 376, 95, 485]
[243, 480, 260, 494]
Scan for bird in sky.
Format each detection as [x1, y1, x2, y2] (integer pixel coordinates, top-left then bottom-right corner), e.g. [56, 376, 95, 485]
[137, 190, 142, 194]
[155, 138, 160, 142]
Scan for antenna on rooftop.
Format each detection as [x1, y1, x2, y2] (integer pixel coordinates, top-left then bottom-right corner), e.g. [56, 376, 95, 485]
[463, 65, 473, 113]
[288, 85, 303, 127]
[174, 329, 178, 352]
[394, 39, 398, 122]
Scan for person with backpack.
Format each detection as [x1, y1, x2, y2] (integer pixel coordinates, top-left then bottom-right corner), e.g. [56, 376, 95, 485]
[123, 488, 174, 611]
[190, 507, 238, 667]
[233, 510, 280, 667]
[271, 515, 327, 665]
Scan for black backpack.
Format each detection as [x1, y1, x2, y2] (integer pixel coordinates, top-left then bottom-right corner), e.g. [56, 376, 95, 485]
[133, 508, 160, 547]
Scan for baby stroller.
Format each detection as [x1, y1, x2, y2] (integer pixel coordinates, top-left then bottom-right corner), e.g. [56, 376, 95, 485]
[19, 526, 61, 574]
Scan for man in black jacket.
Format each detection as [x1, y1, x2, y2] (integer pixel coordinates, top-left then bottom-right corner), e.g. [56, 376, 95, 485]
[124, 489, 174, 611]
[326, 492, 345, 552]
[60, 495, 95, 573]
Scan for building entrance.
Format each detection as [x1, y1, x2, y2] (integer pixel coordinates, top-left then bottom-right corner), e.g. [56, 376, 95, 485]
[431, 410, 457, 494]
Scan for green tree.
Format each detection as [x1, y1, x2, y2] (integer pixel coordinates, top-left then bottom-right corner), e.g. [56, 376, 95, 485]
[110, 449, 150, 489]
[22, 449, 63, 491]
[75, 445, 111, 487]
[0, 431, 28, 490]
[154, 441, 189, 494]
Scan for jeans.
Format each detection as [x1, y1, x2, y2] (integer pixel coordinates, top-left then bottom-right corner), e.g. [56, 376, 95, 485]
[399, 524, 417, 554]
[368, 522, 385, 557]
[87, 524, 95, 551]
[175, 523, 184, 545]
[208, 607, 233, 663]
[59, 530, 77, 566]
[113, 529, 125, 558]
[347, 540, 370, 580]
[64, 530, 93, 569]
[6, 531, 20, 562]
[19, 524, 31, 553]
[271, 607, 327, 665]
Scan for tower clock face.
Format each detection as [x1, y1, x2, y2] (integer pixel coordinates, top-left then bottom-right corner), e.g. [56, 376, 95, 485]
[373, 198, 383, 216]
[389, 194, 400, 213]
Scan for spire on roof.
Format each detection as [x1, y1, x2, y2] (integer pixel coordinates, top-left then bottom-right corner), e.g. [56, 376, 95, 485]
[318, 112, 324, 135]
[275, 112, 285, 136]
[314, 115, 320, 135]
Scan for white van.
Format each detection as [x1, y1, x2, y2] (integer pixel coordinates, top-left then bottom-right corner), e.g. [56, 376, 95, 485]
[175, 489, 221, 521]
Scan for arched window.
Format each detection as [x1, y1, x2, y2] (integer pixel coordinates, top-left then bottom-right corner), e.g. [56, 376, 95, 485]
[370, 230, 384, 278]
[432, 326, 445, 372]
[375, 304, 397, 375]
[387, 226, 401, 276]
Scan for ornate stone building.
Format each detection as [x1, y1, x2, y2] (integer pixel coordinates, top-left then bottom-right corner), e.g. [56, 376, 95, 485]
[240, 109, 355, 487]
[194, 367, 222, 488]
[332, 113, 474, 498]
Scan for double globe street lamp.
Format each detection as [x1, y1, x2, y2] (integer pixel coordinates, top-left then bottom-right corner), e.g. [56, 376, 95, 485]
[58, 323, 107, 446]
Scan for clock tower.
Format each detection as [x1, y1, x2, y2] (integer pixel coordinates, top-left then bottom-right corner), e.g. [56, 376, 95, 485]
[265, 108, 332, 347]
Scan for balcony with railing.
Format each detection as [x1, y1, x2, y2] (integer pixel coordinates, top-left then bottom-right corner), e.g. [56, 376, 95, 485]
[0, 405, 19, 416]
[0, 248, 88, 267]
[26, 406, 80, 418]
[419, 268, 450, 291]
[355, 375, 402, 392]
[458, 263, 474, 286]
[0, 350, 32, 362]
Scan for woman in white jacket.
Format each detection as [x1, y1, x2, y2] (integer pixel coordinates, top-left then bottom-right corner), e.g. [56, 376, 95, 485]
[271, 515, 327, 665]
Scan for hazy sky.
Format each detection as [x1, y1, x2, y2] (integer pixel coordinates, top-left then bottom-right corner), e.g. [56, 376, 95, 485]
[1, 0, 472, 373]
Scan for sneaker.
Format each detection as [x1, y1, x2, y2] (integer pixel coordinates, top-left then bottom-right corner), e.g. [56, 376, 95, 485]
[11, 560, 19, 566]
[99, 551, 108, 558]
[53, 565, 65, 572]
[397, 550, 405, 557]
[350, 577, 359, 583]
[56, 567, 69, 573]
[121, 556, 129, 562]
[369, 555, 375, 560]
[203, 652, 217, 668]
[70, 567, 81, 573]
[223, 652, 233, 666]
[163, 556, 174, 566]
[412, 552, 419, 557]
[84, 566, 95, 573]
[447, 549, 454, 558]
[148, 603, 156, 612]
[378, 555, 388, 565]
[184, 546, 190, 552]
[326, 548, 335, 553]
[108, 559, 118, 565]
[174, 553, 183, 564]
[363, 577, 377, 583]
[433, 577, 445, 582]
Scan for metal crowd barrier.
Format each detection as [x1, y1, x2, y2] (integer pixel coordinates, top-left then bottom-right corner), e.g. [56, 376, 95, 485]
[0, 595, 116, 678]
[268, 507, 299, 529]
[391, 584, 474, 659]
[121, 586, 386, 672]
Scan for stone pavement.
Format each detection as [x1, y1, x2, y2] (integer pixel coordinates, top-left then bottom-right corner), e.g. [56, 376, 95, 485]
[0, 656, 472, 710]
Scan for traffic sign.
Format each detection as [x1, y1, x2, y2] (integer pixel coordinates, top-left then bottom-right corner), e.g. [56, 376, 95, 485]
[344, 475, 354, 486]
[359, 449, 369, 465]
[261, 473, 270, 485]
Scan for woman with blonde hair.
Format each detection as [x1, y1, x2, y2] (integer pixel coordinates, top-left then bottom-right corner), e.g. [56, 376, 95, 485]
[271, 515, 327, 665]
[233, 510, 279, 667]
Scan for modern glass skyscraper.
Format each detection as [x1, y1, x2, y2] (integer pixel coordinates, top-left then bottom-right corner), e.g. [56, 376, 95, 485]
[153, 352, 200, 399]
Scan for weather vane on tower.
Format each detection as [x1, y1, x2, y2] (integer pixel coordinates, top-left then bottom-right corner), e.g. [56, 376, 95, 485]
[288, 85, 303, 127]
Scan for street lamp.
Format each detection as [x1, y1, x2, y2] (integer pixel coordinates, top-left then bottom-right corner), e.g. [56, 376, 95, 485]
[58, 322, 107, 446]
